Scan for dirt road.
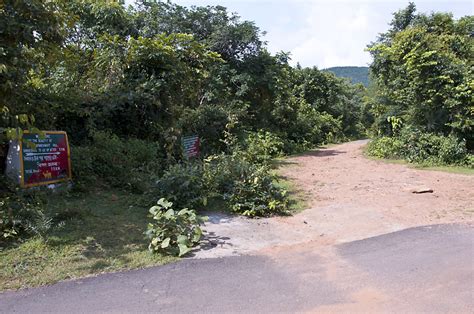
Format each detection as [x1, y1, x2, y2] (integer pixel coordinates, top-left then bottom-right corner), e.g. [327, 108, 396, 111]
[195, 140, 473, 258]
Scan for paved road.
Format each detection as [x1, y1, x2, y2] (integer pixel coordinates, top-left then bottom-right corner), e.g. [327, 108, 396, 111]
[1, 223, 472, 313]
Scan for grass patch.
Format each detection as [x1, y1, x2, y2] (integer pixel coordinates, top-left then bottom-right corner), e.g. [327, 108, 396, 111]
[410, 164, 474, 175]
[271, 158, 308, 214]
[0, 189, 177, 291]
[273, 175, 308, 214]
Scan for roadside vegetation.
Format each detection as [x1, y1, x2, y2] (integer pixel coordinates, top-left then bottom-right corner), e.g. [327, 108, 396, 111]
[0, 0, 471, 290]
[1, 0, 369, 289]
[365, 4, 473, 169]
[0, 189, 177, 291]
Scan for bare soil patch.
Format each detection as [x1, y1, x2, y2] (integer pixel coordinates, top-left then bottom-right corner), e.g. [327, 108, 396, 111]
[194, 140, 473, 258]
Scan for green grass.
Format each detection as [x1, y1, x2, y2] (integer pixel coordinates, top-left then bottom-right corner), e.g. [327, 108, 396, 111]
[273, 175, 308, 214]
[410, 163, 474, 175]
[0, 190, 177, 291]
[271, 159, 309, 214]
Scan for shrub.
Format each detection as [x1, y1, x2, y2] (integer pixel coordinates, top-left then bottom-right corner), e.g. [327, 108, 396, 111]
[145, 198, 207, 257]
[153, 162, 206, 210]
[466, 155, 474, 168]
[366, 136, 404, 159]
[437, 136, 469, 165]
[398, 129, 470, 166]
[203, 154, 290, 217]
[368, 128, 472, 167]
[0, 178, 50, 241]
[224, 166, 290, 217]
[242, 130, 284, 165]
[282, 108, 343, 153]
[71, 131, 163, 192]
[203, 153, 251, 194]
[144, 149, 292, 218]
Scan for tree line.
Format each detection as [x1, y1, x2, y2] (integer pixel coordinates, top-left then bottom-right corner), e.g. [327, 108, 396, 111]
[366, 3, 473, 166]
[1, 0, 367, 159]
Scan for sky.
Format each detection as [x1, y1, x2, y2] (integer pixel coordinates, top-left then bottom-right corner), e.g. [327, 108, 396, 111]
[125, 0, 473, 68]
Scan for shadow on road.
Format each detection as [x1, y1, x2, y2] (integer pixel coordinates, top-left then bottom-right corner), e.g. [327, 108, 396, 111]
[303, 149, 347, 157]
[189, 231, 231, 257]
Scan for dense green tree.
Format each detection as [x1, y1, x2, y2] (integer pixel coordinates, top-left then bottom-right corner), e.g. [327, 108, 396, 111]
[368, 4, 473, 147]
[0, 0, 64, 141]
[1, 0, 368, 161]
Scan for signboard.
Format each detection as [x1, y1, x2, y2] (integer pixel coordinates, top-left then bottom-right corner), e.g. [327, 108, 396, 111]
[182, 135, 200, 159]
[19, 131, 72, 187]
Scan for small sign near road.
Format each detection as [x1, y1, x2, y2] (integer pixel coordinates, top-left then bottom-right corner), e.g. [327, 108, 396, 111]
[19, 131, 72, 187]
[182, 135, 200, 159]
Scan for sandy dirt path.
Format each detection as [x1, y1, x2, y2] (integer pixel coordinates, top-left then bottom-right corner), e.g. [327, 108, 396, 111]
[195, 140, 474, 258]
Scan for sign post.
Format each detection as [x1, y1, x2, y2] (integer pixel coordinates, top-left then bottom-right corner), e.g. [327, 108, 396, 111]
[17, 131, 72, 187]
[181, 135, 200, 159]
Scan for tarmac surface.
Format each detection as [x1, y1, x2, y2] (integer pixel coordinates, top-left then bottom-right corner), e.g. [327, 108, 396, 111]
[1, 223, 472, 313]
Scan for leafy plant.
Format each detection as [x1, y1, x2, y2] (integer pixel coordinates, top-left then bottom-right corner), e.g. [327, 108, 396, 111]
[203, 154, 290, 217]
[152, 162, 206, 210]
[71, 131, 163, 192]
[145, 198, 207, 257]
[243, 130, 284, 165]
[366, 136, 404, 159]
[367, 127, 472, 167]
[0, 177, 49, 241]
[224, 166, 290, 217]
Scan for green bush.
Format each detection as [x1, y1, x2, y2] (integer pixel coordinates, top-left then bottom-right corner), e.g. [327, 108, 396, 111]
[145, 198, 207, 257]
[153, 162, 206, 210]
[203, 153, 250, 194]
[366, 136, 404, 159]
[242, 130, 284, 165]
[0, 178, 50, 241]
[282, 109, 343, 153]
[402, 131, 469, 166]
[224, 166, 289, 217]
[438, 136, 469, 165]
[367, 128, 472, 167]
[143, 148, 291, 218]
[203, 153, 290, 217]
[71, 131, 163, 192]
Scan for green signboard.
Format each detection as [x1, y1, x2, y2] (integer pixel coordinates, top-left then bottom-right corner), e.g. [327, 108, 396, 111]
[20, 131, 72, 187]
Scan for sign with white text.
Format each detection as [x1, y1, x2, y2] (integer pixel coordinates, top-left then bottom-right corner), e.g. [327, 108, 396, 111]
[20, 131, 72, 187]
[182, 135, 200, 159]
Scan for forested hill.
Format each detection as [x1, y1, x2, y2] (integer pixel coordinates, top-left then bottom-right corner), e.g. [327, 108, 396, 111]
[324, 66, 369, 86]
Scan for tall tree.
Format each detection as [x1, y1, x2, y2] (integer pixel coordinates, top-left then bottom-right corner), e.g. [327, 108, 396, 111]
[368, 4, 473, 146]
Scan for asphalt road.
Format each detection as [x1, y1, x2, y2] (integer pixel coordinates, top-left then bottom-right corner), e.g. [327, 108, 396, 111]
[1, 223, 473, 313]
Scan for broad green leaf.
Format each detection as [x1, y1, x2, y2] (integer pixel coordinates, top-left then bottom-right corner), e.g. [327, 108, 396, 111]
[164, 209, 175, 219]
[192, 227, 202, 243]
[161, 237, 170, 248]
[177, 235, 189, 245]
[178, 244, 192, 257]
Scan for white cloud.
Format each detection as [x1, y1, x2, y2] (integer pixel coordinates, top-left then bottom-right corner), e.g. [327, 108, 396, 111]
[265, 2, 386, 68]
[263, 0, 471, 68]
[125, 0, 472, 67]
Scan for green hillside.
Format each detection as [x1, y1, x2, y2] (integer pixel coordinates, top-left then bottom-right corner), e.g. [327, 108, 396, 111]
[324, 66, 369, 86]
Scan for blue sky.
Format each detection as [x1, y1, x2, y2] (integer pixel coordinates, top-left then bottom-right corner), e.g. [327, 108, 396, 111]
[126, 0, 473, 68]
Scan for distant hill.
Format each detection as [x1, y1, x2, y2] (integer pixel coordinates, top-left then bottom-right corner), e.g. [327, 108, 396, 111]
[324, 66, 369, 86]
